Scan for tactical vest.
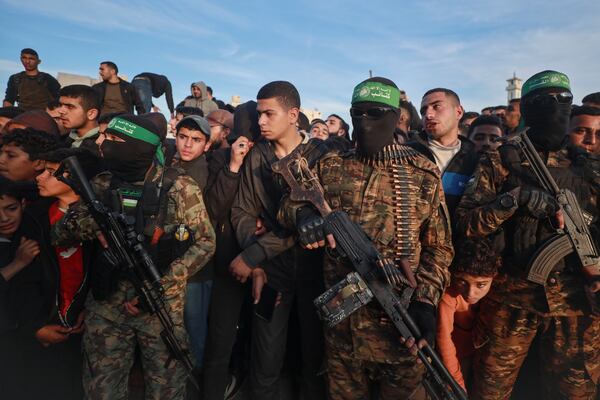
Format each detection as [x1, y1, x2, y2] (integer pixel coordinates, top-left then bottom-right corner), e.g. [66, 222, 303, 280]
[14, 72, 53, 111]
[91, 168, 193, 300]
[499, 144, 597, 272]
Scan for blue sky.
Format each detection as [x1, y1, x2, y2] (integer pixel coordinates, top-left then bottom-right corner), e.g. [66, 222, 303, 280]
[1, 0, 599, 123]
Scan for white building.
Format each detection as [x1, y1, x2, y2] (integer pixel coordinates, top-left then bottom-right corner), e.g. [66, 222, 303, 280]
[506, 73, 523, 102]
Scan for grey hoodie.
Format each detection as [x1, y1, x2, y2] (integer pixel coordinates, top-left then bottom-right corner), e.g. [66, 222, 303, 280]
[183, 81, 218, 116]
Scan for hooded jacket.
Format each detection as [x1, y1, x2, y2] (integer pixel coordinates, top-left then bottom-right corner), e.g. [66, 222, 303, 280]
[180, 81, 219, 116]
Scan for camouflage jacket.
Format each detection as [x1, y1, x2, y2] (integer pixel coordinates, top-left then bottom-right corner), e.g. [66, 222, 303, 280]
[280, 144, 454, 363]
[51, 168, 216, 327]
[455, 146, 600, 316]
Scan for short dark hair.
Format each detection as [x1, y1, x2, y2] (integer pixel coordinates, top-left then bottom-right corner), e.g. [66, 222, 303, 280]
[451, 238, 501, 277]
[257, 81, 301, 109]
[46, 99, 60, 111]
[460, 111, 479, 124]
[0, 106, 25, 119]
[38, 147, 103, 178]
[98, 112, 125, 125]
[468, 115, 504, 136]
[582, 92, 600, 106]
[422, 88, 461, 105]
[21, 48, 38, 58]
[328, 113, 350, 135]
[509, 98, 521, 105]
[571, 105, 600, 119]
[493, 105, 507, 112]
[175, 106, 204, 117]
[59, 84, 101, 113]
[297, 112, 310, 131]
[100, 61, 118, 74]
[0, 176, 25, 201]
[206, 86, 213, 95]
[481, 106, 493, 114]
[2, 128, 62, 160]
[310, 119, 326, 128]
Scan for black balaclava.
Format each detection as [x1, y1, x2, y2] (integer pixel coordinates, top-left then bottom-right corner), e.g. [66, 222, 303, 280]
[351, 77, 400, 156]
[101, 114, 163, 182]
[520, 70, 573, 152]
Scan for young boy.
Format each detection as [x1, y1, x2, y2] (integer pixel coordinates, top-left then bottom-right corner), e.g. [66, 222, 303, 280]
[0, 128, 61, 182]
[436, 238, 501, 393]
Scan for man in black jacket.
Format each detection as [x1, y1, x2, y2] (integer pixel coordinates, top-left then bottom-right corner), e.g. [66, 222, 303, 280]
[3, 48, 60, 111]
[92, 61, 143, 116]
[230, 81, 327, 400]
[409, 88, 479, 218]
[132, 72, 175, 117]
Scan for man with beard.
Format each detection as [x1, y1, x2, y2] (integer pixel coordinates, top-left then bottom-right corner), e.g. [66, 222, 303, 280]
[568, 105, 600, 155]
[206, 109, 233, 150]
[278, 77, 454, 399]
[409, 88, 479, 218]
[51, 114, 216, 400]
[467, 115, 504, 154]
[455, 70, 600, 399]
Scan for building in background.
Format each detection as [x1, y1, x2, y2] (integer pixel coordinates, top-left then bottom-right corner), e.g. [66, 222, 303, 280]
[301, 107, 322, 122]
[506, 73, 522, 102]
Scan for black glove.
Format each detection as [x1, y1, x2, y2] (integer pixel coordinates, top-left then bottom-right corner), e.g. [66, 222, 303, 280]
[518, 188, 559, 219]
[407, 301, 436, 346]
[296, 207, 326, 247]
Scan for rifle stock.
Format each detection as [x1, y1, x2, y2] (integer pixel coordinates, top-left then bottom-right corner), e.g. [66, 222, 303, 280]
[272, 148, 467, 400]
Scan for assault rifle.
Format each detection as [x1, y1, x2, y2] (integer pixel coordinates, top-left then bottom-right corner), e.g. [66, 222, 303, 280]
[505, 132, 600, 286]
[55, 156, 199, 390]
[272, 148, 467, 400]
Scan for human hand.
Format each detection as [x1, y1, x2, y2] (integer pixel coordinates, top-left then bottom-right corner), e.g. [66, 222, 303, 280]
[229, 136, 252, 173]
[124, 297, 141, 316]
[70, 311, 86, 334]
[401, 302, 436, 360]
[13, 237, 40, 268]
[229, 254, 253, 283]
[255, 218, 267, 236]
[519, 188, 559, 219]
[252, 268, 268, 304]
[35, 324, 71, 347]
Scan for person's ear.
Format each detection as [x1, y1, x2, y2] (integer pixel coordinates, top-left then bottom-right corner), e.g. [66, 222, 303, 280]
[37, 58, 42, 65]
[204, 140, 211, 153]
[87, 108, 99, 121]
[457, 104, 465, 121]
[288, 107, 299, 126]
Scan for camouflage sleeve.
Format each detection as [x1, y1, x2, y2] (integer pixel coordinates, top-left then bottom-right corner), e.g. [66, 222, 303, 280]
[50, 173, 112, 246]
[454, 151, 517, 238]
[162, 175, 215, 296]
[414, 174, 453, 305]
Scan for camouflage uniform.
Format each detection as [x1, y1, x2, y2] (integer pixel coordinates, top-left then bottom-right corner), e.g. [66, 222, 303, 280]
[52, 168, 216, 400]
[281, 144, 454, 400]
[455, 148, 600, 400]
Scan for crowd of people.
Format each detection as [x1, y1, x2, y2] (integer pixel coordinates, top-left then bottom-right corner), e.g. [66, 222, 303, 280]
[1, 47, 600, 400]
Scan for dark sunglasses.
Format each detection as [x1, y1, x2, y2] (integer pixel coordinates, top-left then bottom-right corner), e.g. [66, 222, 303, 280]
[525, 92, 573, 105]
[350, 106, 395, 119]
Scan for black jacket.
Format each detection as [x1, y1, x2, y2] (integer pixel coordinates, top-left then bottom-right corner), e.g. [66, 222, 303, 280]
[134, 73, 175, 114]
[230, 139, 329, 292]
[0, 199, 94, 335]
[92, 78, 144, 115]
[408, 132, 479, 218]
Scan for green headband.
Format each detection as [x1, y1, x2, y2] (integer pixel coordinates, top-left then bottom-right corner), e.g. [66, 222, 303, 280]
[107, 117, 165, 165]
[351, 81, 400, 108]
[522, 71, 571, 97]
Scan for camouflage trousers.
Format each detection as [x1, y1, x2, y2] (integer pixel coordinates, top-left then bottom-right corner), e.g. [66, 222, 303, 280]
[326, 342, 425, 400]
[82, 310, 188, 400]
[472, 298, 600, 400]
